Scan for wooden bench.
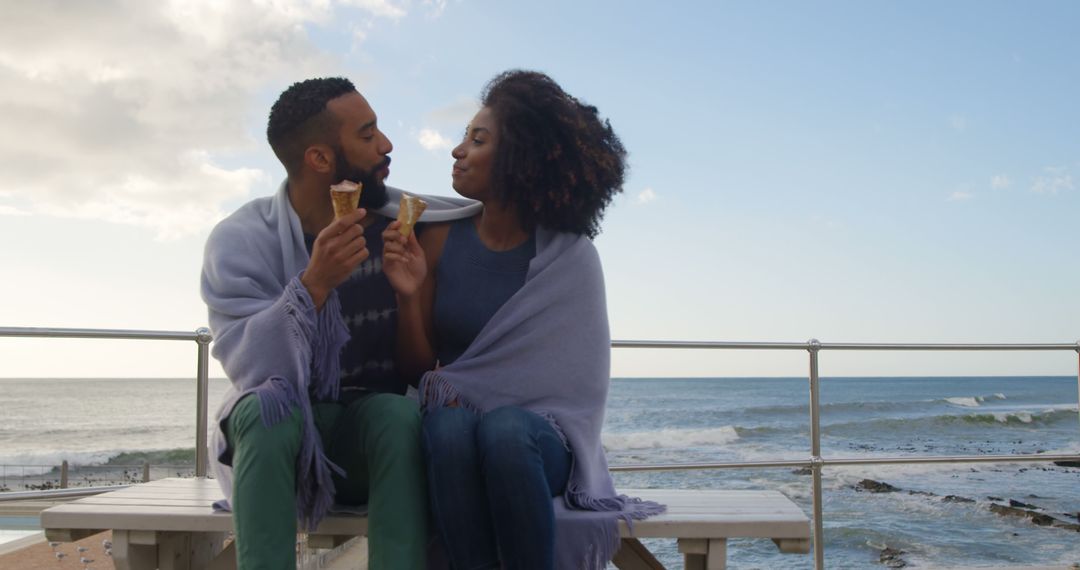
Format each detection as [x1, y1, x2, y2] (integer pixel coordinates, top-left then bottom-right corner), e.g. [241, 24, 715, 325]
[40, 477, 810, 570]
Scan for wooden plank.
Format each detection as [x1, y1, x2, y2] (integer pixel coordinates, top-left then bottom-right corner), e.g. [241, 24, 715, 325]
[612, 538, 665, 570]
[42, 479, 809, 552]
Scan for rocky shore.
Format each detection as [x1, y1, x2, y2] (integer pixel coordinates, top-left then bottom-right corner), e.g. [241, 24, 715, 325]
[850, 476, 1080, 567]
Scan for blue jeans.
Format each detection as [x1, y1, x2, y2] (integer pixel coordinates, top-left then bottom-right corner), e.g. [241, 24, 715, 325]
[423, 406, 572, 570]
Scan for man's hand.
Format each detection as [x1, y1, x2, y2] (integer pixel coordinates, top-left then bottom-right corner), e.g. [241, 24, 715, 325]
[382, 220, 427, 298]
[302, 208, 368, 309]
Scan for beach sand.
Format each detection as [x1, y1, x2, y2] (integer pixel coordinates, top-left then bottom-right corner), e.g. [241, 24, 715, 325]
[0, 530, 114, 569]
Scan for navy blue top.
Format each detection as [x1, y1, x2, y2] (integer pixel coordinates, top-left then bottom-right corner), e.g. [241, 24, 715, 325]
[434, 218, 536, 365]
[304, 216, 404, 398]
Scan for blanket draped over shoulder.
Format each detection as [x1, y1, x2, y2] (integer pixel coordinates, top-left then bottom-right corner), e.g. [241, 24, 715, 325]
[201, 181, 479, 529]
[419, 228, 666, 569]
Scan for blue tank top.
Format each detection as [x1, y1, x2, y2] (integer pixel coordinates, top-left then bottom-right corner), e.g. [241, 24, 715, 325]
[434, 217, 536, 365]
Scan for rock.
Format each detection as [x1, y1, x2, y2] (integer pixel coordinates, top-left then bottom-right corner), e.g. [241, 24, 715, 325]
[879, 547, 907, 568]
[943, 495, 975, 503]
[1050, 520, 1080, 532]
[990, 503, 1029, 518]
[1029, 513, 1054, 526]
[856, 479, 900, 493]
[792, 467, 813, 475]
[987, 496, 1004, 501]
[1009, 499, 1039, 509]
[1053, 460, 1080, 468]
[989, 503, 1075, 529]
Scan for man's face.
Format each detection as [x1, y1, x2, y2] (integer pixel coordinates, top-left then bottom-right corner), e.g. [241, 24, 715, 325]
[326, 92, 393, 208]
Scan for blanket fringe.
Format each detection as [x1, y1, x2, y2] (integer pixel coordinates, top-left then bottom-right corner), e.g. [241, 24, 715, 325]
[309, 292, 347, 402]
[252, 375, 341, 531]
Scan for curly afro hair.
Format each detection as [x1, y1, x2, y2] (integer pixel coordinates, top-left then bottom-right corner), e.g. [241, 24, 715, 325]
[267, 77, 356, 175]
[481, 70, 626, 239]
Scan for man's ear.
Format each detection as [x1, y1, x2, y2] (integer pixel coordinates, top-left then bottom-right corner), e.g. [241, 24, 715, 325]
[304, 144, 335, 174]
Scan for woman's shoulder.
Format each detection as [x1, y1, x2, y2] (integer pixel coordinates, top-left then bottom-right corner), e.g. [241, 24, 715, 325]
[418, 221, 453, 268]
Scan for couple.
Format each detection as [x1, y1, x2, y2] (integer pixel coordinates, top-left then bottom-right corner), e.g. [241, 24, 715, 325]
[201, 71, 662, 570]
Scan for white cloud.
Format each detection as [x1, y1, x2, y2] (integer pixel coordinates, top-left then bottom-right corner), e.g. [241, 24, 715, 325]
[422, 0, 449, 17]
[948, 114, 968, 132]
[0, 205, 29, 216]
[418, 128, 454, 151]
[427, 98, 480, 127]
[948, 191, 974, 202]
[990, 174, 1011, 190]
[634, 187, 658, 205]
[0, 0, 408, 239]
[1030, 167, 1073, 195]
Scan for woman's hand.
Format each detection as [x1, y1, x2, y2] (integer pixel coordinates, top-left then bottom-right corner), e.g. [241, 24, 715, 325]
[382, 221, 427, 297]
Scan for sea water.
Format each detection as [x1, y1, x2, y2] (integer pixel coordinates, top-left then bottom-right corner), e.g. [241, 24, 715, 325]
[1, 376, 1077, 568]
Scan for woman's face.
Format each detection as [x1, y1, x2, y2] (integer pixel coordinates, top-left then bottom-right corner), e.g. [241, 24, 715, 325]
[451, 107, 498, 201]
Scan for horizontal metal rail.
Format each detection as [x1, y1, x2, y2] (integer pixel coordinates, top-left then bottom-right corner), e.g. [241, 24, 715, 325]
[612, 339, 1080, 351]
[0, 326, 201, 342]
[609, 453, 1080, 472]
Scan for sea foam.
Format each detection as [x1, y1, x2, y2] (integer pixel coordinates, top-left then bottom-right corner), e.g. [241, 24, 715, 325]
[603, 426, 740, 451]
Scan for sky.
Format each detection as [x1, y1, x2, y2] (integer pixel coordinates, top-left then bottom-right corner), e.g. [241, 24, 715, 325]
[1, 0, 1078, 379]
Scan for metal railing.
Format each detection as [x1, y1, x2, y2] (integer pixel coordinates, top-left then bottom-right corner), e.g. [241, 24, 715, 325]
[0, 326, 213, 477]
[3, 327, 1079, 569]
[611, 338, 1080, 570]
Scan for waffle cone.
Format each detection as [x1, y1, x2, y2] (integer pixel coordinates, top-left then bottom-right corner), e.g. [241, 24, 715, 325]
[330, 181, 363, 219]
[397, 194, 428, 237]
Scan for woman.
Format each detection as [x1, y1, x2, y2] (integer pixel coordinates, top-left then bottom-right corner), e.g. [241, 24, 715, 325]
[383, 70, 662, 570]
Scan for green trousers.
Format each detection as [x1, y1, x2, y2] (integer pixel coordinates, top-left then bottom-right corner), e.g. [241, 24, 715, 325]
[227, 392, 428, 570]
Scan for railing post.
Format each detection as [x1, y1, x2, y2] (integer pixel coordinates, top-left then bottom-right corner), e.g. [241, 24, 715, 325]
[1075, 340, 1079, 427]
[195, 327, 213, 478]
[807, 339, 825, 570]
[60, 460, 68, 489]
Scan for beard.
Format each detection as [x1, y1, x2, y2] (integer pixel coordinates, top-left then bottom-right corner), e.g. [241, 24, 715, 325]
[333, 148, 390, 209]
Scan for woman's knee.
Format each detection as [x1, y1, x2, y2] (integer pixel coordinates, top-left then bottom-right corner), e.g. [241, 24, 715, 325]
[476, 406, 538, 461]
[422, 406, 479, 451]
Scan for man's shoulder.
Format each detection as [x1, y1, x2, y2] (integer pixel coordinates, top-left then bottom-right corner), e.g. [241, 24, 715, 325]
[208, 196, 276, 242]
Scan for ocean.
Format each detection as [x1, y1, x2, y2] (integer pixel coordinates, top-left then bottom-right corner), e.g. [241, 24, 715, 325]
[1, 376, 1078, 568]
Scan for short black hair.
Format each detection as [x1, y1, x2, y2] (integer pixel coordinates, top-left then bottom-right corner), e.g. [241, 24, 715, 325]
[267, 77, 356, 175]
[482, 70, 626, 239]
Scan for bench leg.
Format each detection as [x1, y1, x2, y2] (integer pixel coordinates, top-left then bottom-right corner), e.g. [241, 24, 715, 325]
[113, 530, 159, 570]
[612, 537, 666, 569]
[678, 538, 727, 570]
[113, 530, 229, 570]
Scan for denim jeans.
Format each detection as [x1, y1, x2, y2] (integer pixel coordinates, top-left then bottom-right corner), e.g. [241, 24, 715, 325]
[423, 405, 572, 570]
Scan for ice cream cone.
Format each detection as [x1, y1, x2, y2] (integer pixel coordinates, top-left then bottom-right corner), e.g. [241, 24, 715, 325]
[397, 193, 428, 237]
[330, 180, 363, 219]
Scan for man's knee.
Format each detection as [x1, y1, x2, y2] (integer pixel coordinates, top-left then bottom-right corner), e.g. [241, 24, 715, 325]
[228, 394, 303, 442]
[360, 393, 422, 445]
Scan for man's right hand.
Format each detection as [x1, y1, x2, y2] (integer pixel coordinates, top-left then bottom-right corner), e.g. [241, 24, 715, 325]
[302, 208, 368, 309]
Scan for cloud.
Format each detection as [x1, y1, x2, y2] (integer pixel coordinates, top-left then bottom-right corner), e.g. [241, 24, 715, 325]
[0, 205, 30, 216]
[948, 114, 968, 132]
[990, 174, 1011, 190]
[417, 128, 454, 151]
[421, 0, 449, 17]
[634, 187, 658, 205]
[1030, 167, 1073, 195]
[948, 191, 974, 202]
[0, 0, 408, 239]
[427, 98, 480, 127]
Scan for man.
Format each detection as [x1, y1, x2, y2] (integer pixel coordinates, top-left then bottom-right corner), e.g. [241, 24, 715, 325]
[201, 77, 476, 569]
